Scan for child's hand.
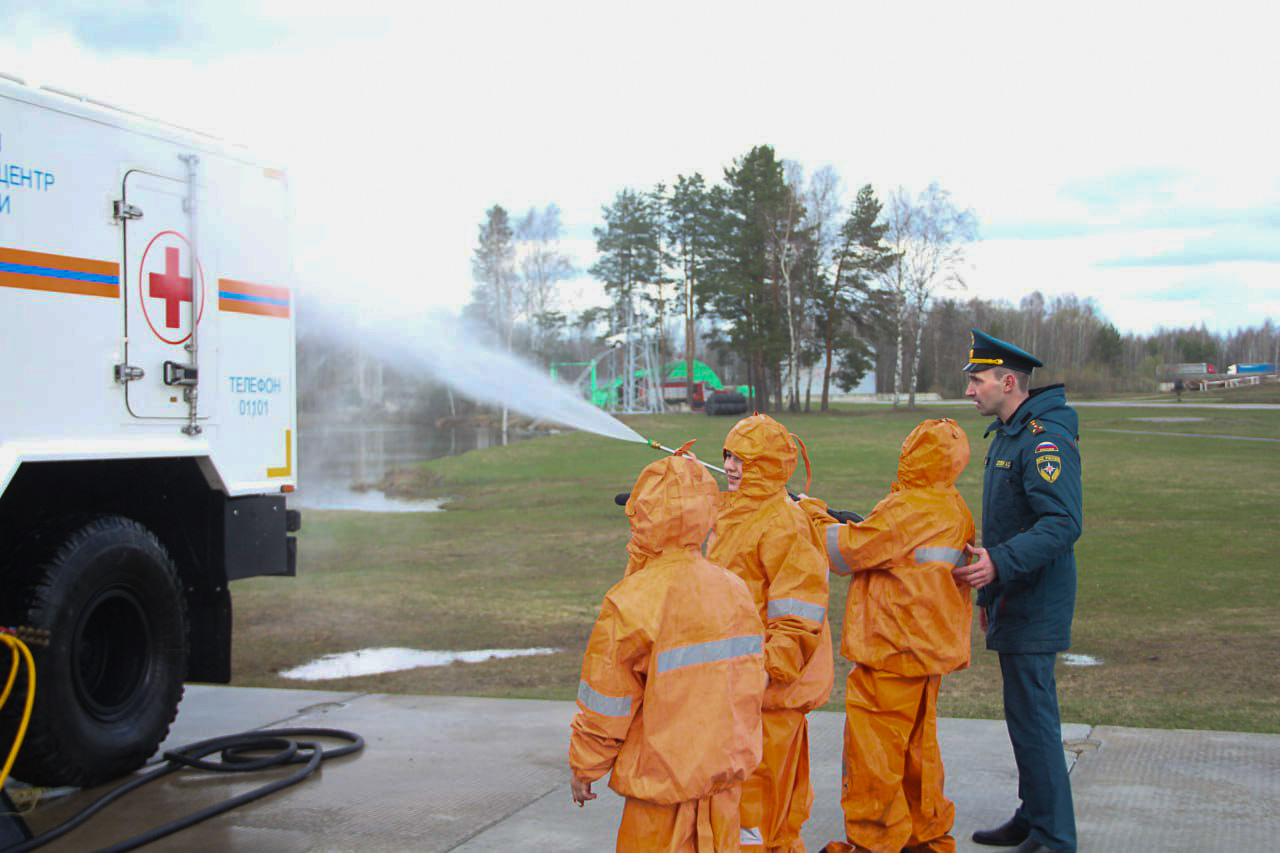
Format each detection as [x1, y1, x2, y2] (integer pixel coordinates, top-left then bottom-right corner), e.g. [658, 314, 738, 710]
[571, 775, 596, 807]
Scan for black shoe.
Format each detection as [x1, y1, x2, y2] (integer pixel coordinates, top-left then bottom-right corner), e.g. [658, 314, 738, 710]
[972, 816, 1030, 846]
[1012, 840, 1065, 853]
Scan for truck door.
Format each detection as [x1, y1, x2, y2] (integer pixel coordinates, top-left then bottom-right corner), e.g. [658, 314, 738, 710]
[120, 167, 217, 424]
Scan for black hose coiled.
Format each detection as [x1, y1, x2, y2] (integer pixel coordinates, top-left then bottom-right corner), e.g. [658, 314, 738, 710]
[2, 726, 364, 853]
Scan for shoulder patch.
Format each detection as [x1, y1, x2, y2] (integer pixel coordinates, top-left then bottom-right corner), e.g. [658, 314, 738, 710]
[1029, 419, 1046, 435]
[1036, 454, 1061, 483]
[1035, 441, 1059, 454]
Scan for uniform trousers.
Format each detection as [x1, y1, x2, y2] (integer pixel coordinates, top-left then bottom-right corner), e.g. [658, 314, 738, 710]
[999, 652, 1077, 853]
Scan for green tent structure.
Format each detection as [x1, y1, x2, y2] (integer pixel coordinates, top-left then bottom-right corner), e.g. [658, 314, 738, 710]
[585, 360, 749, 410]
[662, 360, 725, 388]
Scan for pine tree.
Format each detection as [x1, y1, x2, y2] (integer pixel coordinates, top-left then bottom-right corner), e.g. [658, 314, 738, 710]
[811, 184, 897, 409]
[706, 145, 792, 411]
[589, 188, 667, 409]
[663, 173, 721, 406]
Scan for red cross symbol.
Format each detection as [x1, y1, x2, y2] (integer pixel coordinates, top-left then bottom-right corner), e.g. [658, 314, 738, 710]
[148, 246, 192, 329]
[137, 230, 204, 345]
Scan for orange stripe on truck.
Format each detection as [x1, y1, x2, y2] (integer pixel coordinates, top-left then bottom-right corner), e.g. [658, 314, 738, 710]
[0, 246, 120, 298]
[218, 277, 291, 318]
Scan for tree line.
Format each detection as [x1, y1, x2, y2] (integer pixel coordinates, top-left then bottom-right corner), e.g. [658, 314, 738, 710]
[465, 144, 1278, 411]
[469, 144, 975, 412]
[900, 296, 1278, 398]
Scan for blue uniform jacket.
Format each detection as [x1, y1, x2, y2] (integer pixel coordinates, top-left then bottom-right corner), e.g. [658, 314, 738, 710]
[977, 384, 1081, 653]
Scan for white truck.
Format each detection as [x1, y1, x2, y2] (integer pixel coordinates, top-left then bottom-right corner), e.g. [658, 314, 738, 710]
[0, 73, 299, 786]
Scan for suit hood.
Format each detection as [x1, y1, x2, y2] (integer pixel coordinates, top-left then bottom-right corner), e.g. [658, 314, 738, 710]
[896, 418, 969, 489]
[624, 451, 719, 574]
[723, 414, 797, 499]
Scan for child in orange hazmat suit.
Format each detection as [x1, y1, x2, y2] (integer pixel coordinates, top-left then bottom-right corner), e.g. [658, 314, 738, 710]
[570, 449, 768, 852]
[708, 414, 834, 853]
[800, 418, 975, 853]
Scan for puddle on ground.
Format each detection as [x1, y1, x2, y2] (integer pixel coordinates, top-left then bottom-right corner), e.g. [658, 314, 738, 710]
[280, 646, 562, 680]
[291, 488, 448, 513]
[1129, 417, 1206, 423]
[1062, 653, 1102, 666]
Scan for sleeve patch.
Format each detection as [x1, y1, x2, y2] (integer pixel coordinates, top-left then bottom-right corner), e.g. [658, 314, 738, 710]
[1036, 454, 1062, 483]
[1035, 441, 1059, 454]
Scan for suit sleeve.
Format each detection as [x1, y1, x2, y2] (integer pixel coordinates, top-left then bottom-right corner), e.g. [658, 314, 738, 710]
[568, 597, 649, 781]
[801, 496, 899, 576]
[757, 514, 829, 684]
[988, 434, 1082, 584]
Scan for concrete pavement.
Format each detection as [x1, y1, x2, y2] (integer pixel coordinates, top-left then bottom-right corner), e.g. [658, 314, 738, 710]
[9, 685, 1279, 851]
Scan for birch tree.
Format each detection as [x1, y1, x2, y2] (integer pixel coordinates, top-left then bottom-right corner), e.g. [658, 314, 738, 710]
[799, 165, 844, 410]
[770, 160, 808, 412]
[879, 183, 978, 406]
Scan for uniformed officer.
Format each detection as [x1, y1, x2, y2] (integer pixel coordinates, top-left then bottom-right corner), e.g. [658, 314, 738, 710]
[951, 329, 1081, 853]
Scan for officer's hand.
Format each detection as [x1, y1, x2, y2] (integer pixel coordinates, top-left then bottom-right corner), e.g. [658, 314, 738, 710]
[954, 544, 996, 589]
[571, 775, 596, 807]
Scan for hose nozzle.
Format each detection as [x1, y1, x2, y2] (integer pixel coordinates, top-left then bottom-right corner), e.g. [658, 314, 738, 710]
[643, 437, 726, 475]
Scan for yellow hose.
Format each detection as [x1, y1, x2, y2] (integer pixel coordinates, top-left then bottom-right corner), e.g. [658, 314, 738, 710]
[0, 632, 35, 791]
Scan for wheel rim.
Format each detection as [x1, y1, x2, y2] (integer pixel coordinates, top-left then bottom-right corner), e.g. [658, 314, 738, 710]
[71, 586, 152, 720]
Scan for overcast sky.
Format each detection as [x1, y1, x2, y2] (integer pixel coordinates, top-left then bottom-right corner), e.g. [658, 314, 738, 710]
[5, 0, 1278, 336]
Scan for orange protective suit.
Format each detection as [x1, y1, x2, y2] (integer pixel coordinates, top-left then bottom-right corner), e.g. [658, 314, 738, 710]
[708, 414, 834, 853]
[570, 451, 768, 852]
[801, 418, 975, 853]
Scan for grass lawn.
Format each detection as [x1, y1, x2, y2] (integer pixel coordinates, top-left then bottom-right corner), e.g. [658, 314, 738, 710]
[231, 396, 1280, 733]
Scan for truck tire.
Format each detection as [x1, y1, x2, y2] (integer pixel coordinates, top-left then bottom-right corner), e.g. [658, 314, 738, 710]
[0, 516, 188, 786]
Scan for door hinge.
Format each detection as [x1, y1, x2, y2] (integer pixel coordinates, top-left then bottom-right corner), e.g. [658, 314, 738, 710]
[114, 363, 145, 383]
[113, 200, 143, 221]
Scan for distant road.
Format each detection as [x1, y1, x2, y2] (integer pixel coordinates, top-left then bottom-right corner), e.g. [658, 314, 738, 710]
[1090, 428, 1280, 443]
[1073, 400, 1280, 410]
[916, 399, 1280, 411]
[905, 397, 1280, 441]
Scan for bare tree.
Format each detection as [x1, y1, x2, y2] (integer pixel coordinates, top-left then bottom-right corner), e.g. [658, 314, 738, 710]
[878, 192, 912, 406]
[800, 165, 843, 410]
[471, 204, 518, 439]
[1020, 290, 1045, 357]
[515, 204, 576, 357]
[879, 183, 978, 406]
[769, 161, 808, 411]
